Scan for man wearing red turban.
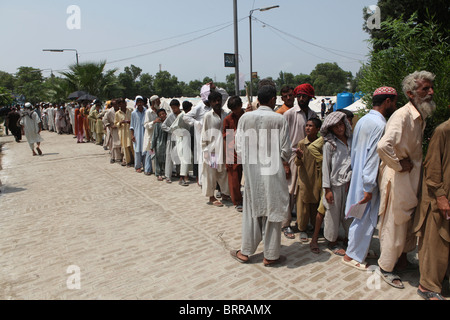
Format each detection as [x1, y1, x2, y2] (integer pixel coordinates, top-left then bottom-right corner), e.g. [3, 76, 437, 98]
[282, 83, 318, 240]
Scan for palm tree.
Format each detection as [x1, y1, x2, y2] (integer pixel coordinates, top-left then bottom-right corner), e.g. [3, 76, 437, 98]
[60, 61, 123, 100]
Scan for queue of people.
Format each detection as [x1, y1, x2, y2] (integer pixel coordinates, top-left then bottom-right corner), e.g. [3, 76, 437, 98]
[8, 70, 449, 300]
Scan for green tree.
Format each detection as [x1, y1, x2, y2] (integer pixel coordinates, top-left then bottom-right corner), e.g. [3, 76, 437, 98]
[12, 67, 45, 103]
[60, 61, 122, 100]
[118, 65, 142, 98]
[0, 71, 15, 91]
[276, 71, 297, 89]
[153, 71, 182, 97]
[310, 63, 352, 95]
[43, 75, 72, 103]
[294, 74, 312, 87]
[136, 73, 154, 98]
[363, 0, 449, 52]
[15, 66, 43, 87]
[0, 87, 13, 106]
[359, 13, 450, 152]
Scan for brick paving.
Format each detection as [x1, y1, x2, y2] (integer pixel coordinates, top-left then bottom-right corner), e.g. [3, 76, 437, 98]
[0, 131, 426, 300]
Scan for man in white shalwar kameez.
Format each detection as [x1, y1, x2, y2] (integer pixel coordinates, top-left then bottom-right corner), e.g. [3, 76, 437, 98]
[19, 102, 44, 156]
[201, 91, 230, 205]
[161, 99, 181, 183]
[143, 99, 159, 175]
[47, 104, 55, 132]
[183, 82, 228, 186]
[230, 85, 291, 266]
[169, 106, 192, 186]
[342, 87, 398, 270]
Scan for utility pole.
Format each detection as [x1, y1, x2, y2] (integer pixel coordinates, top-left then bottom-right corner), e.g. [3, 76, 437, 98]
[233, 0, 240, 96]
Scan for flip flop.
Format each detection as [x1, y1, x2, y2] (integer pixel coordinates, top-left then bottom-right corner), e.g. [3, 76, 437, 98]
[376, 268, 404, 289]
[341, 257, 369, 271]
[230, 250, 248, 263]
[417, 289, 445, 300]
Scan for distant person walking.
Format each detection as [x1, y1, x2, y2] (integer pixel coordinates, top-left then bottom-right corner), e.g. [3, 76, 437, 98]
[19, 103, 43, 156]
[6, 107, 22, 142]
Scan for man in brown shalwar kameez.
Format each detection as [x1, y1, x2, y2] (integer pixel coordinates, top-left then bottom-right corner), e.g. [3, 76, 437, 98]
[413, 105, 450, 300]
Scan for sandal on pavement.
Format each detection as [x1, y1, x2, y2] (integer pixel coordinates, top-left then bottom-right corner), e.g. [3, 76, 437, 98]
[207, 200, 223, 207]
[310, 242, 320, 254]
[235, 205, 243, 212]
[376, 268, 404, 289]
[263, 255, 286, 267]
[417, 289, 445, 300]
[282, 227, 295, 240]
[221, 195, 231, 202]
[328, 244, 345, 256]
[36, 147, 42, 155]
[230, 250, 248, 263]
[341, 257, 369, 271]
[299, 231, 309, 243]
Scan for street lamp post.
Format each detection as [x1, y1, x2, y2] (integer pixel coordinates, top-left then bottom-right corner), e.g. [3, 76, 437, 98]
[249, 5, 279, 102]
[43, 48, 79, 65]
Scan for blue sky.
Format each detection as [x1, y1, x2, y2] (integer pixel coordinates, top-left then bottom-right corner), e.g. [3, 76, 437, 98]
[0, 0, 376, 83]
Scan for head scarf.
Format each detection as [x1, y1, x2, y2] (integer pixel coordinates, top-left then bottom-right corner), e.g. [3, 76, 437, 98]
[200, 84, 211, 103]
[294, 83, 315, 98]
[320, 111, 352, 150]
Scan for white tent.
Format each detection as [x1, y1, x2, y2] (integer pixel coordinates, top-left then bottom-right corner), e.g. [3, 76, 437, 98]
[344, 99, 368, 113]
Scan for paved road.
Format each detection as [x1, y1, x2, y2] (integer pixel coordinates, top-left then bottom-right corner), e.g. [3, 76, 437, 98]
[0, 130, 426, 300]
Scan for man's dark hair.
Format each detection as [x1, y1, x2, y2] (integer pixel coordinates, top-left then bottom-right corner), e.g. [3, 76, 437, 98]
[208, 91, 222, 103]
[157, 108, 167, 116]
[116, 98, 126, 104]
[280, 85, 294, 95]
[169, 99, 180, 107]
[308, 118, 322, 130]
[372, 94, 397, 107]
[258, 78, 277, 90]
[227, 96, 242, 110]
[182, 101, 192, 112]
[257, 85, 277, 105]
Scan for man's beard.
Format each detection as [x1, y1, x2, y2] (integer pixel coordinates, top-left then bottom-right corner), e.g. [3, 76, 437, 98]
[413, 95, 436, 119]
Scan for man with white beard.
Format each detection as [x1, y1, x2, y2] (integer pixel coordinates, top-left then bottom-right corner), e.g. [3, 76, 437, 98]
[375, 71, 436, 289]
